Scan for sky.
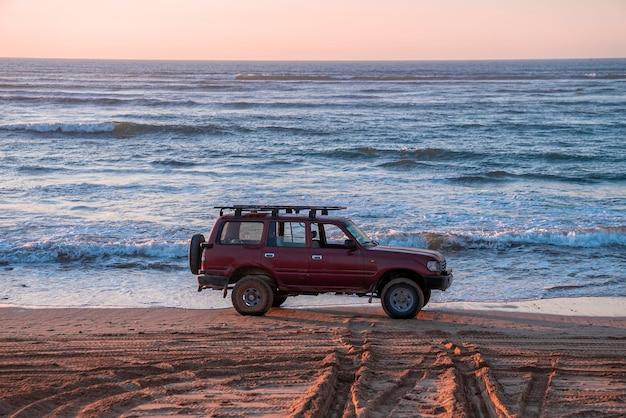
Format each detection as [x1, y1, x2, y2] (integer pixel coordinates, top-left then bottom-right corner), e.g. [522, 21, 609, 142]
[1, 0, 625, 60]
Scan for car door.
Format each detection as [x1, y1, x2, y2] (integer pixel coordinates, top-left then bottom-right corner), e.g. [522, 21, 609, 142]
[307, 222, 368, 291]
[260, 220, 311, 288]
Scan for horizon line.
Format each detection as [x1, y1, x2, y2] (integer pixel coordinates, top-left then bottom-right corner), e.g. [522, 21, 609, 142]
[2, 56, 625, 63]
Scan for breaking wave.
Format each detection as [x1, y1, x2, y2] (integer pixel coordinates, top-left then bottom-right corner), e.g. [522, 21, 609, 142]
[377, 159, 431, 168]
[0, 121, 226, 136]
[236, 73, 335, 81]
[260, 125, 330, 135]
[2, 227, 623, 269]
[519, 151, 597, 162]
[374, 226, 626, 250]
[0, 240, 187, 266]
[449, 170, 624, 184]
[235, 73, 626, 82]
[315, 146, 482, 161]
[0, 121, 333, 137]
[16, 165, 67, 174]
[544, 279, 621, 293]
[2, 122, 116, 133]
[150, 159, 199, 168]
[312, 146, 611, 165]
[0, 94, 201, 106]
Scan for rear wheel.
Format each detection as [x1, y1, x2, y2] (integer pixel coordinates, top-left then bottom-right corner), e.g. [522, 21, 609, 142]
[381, 279, 424, 319]
[272, 294, 288, 307]
[188, 234, 205, 275]
[231, 276, 274, 316]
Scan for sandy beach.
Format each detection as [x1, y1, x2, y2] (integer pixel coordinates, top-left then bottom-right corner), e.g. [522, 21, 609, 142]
[1, 302, 624, 417]
[2, 1, 625, 416]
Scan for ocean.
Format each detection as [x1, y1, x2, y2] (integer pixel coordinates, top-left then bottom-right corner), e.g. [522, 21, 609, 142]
[0, 58, 624, 308]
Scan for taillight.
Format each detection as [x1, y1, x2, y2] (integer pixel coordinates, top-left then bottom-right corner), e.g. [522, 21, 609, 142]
[200, 250, 207, 270]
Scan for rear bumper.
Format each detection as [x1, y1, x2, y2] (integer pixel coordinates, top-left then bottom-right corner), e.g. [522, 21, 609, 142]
[197, 274, 228, 291]
[426, 271, 453, 291]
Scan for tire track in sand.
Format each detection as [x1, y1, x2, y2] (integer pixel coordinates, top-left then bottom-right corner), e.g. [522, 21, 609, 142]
[289, 319, 369, 418]
[442, 341, 514, 418]
[518, 355, 558, 418]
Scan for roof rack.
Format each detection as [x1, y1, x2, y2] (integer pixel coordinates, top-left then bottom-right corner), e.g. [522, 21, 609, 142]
[214, 205, 346, 218]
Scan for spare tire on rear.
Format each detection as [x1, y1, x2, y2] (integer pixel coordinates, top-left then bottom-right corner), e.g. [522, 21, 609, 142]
[189, 234, 205, 275]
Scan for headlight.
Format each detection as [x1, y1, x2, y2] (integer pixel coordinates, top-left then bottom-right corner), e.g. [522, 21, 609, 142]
[427, 260, 441, 272]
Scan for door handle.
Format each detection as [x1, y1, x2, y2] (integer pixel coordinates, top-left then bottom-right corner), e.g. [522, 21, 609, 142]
[311, 255, 322, 260]
[264, 253, 275, 258]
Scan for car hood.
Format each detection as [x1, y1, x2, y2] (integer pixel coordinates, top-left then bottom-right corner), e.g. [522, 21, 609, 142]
[368, 246, 444, 261]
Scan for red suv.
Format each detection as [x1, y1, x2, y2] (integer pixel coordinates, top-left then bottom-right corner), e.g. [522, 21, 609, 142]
[188, 205, 452, 319]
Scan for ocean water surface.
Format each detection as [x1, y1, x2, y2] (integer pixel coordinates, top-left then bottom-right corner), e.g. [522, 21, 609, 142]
[0, 58, 624, 308]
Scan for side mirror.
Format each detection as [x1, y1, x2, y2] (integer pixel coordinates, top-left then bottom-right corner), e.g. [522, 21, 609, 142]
[344, 239, 357, 249]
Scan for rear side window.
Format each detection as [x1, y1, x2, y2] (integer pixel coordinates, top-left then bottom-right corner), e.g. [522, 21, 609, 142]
[268, 221, 308, 247]
[219, 221, 264, 245]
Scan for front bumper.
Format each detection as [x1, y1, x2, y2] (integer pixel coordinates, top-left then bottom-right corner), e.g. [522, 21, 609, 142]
[427, 271, 453, 291]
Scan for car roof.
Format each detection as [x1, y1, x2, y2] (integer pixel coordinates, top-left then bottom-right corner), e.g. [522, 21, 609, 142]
[219, 213, 349, 223]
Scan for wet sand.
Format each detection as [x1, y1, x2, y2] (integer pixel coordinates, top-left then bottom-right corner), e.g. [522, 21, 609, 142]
[0, 306, 624, 417]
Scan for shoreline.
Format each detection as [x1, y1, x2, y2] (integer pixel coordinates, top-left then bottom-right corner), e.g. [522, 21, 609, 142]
[2, 295, 624, 317]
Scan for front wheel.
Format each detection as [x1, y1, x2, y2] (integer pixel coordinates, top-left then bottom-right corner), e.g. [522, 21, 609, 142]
[231, 276, 274, 316]
[381, 279, 424, 319]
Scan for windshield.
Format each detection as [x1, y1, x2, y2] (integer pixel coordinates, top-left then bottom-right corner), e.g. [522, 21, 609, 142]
[344, 221, 376, 247]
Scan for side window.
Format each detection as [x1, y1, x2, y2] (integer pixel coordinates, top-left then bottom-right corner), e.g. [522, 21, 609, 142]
[321, 223, 350, 248]
[219, 222, 264, 245]
[268, 222, 307, 247]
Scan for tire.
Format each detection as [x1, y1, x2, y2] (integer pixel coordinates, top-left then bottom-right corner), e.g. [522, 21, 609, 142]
[231, 276, 274, 316]
[188, 234, 205, 275]
[423, 288, 431, 307]
[272, 294, 288, 308]
[381, 279, 424, 319]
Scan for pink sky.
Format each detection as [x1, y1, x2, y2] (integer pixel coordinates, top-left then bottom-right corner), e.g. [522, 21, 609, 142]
[1, 0, 625, 60]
